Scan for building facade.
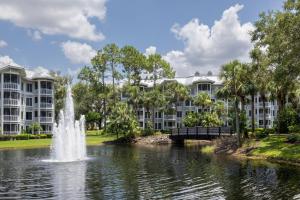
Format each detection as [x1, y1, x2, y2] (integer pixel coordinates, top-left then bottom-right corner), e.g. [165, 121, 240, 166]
[127, 73, 278, 130]
[0, 65, 54, 134]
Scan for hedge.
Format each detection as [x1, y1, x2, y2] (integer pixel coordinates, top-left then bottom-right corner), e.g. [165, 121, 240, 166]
[0, 134, 52, 141]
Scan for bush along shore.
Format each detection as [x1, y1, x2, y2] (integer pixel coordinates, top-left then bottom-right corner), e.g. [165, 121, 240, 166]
[201, 131, 300, 165]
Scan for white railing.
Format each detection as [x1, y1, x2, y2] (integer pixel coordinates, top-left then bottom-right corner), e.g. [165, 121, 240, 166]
[3, 82, 20, 90]
[3, 115, 20, 122]
[3, 131, 19, 135]
[3, 99, 20, 106]
[40, 117, 53, 123]
[40, 103, 53, 108]
[40, 89, 53, 95]
[164, 115, 177, 120]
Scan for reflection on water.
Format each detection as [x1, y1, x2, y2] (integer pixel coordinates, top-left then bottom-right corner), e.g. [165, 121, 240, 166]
[0, 145, 300, 199]
[52, 162, 86, 200]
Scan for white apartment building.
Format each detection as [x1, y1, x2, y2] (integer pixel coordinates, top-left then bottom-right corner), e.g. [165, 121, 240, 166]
[126, 73, 278, 130]
[0, 64, 54, 134]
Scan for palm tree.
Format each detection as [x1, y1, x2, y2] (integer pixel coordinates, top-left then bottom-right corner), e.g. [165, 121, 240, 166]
[193, 92, 212, 112]
[251, 48, 271, 130]
[219, 60, 247, 147]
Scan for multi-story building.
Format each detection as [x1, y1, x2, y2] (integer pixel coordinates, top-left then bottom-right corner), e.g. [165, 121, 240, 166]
[125, 73, 278, 130]
[0, 64, 54, 134]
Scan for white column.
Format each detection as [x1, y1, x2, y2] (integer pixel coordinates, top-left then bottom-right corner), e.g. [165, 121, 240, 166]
[38, 80, 41, 134]
[0, 73, 3, 134]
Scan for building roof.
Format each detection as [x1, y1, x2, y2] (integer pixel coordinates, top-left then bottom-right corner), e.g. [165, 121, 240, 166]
[140, 74, 223, 87]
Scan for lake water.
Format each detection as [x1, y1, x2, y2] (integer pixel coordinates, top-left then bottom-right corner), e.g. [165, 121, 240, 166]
[0, 144, 299, 200]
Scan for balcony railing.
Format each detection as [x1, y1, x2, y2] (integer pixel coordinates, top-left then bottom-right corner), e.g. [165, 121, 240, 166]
[3, 131, 19, 135]
[3, 115, 20, 122]
[40, 103, 53, 108]
[3, 98, 20, 106]
[164, 115, 177, 120]
[40, 88, 53, 95]
[3, 82, 20, 90]
[40, 117, 53, 123]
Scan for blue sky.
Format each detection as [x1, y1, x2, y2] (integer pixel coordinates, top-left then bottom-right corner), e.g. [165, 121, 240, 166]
[0, 0, 283, 77]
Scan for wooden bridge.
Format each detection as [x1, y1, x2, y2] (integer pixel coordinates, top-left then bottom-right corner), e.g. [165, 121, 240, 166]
[169, 126, 233, 143]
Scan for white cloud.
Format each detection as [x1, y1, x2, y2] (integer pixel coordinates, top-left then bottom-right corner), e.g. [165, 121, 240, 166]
[164, 4, 254, 76]
[0, 40, 7, 48]
[144, 46, 157, 57]
[61, 41, 96, 64]
[0, 55, 20, 68]
[27, 30, 42, 41]
[0, 0, 106, 41]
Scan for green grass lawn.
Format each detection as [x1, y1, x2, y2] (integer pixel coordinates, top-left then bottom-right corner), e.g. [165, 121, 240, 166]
[0, 133, 117, 150]
[250, 135, 300, 162]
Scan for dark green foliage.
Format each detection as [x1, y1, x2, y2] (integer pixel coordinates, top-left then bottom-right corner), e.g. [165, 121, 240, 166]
[254, 128, 269, 139]
[0, 134, 52, 141]
[275, 106, 299, 133]
[183, 112, 200, 127]
[287, 133, 300, 143]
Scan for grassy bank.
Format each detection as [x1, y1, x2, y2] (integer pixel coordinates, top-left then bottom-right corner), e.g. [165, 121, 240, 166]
[0, 132, 116, 150]
[248, 135, 300, 162]
[201, 135, 300, 164]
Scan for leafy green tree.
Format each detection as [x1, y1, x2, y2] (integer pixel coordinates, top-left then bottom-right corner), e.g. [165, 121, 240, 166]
[103, 44, 121, 103]
[85, 112, 101, 130]
[145, 54, 175, 127]
[252, 0, 300, 113]
[183, 112, 200, 127]
[194, 92, 212, 112]
[107, 102, 139, 138]
[201, 112, 222, 127]
[50, 71, 72, 122]
[250, 47, 271, 130]
[28, 122, 43, 134]
[78, 51, 109, 129]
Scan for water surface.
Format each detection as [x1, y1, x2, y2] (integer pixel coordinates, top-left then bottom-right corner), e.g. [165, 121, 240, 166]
[0, 145, 299, 199]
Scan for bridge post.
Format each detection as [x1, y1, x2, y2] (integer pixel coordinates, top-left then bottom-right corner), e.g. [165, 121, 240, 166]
[219, 127, 221, 136]
[178, 128, 179, 135]
[196, 127, 198, 136]
[186, 127, 189, 136]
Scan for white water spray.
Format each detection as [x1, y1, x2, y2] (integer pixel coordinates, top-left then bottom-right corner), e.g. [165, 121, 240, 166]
[50, 85, 87, 162]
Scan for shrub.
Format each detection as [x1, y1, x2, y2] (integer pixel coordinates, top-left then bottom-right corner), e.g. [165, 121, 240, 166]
[288, 125, 300, 133]
[287, 133, 300, 143]
[275, 106, 299, 133]
[254, 128, 269, 139]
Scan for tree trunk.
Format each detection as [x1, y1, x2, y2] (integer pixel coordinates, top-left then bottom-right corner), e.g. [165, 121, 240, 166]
[235, 99, 241, 147]
[262, 96, 267, 130]
[251, 93, 255, 133]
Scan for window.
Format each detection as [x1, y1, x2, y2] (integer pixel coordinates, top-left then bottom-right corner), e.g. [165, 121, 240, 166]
[26, 112, 32, 120]
[185, 100, 190, 106]
[35, 97, 38, 104]
[26, 98, 32, 106]
[249, 110, 252, 117]
[4, 74, 19, 83]
[177, 111, 182, 118]
[35, 111, 38, 117]
[26, 83, 32, 92]
[35, 82, 38, 90]
[198, 84, 210, 91]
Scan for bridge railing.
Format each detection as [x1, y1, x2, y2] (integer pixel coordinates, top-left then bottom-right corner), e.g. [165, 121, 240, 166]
[171, 126, 232, 136]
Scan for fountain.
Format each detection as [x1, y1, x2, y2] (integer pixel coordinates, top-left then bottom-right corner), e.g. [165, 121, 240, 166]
[50, 85, 87, 162]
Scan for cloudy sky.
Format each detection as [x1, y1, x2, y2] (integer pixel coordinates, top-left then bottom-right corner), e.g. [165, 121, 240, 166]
[0, 0, 283, 77]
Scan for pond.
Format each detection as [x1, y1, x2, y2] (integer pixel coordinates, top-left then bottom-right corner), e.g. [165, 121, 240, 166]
[0, 145, 300, 199]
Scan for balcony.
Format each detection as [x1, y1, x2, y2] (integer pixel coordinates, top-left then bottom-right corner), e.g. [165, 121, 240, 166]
[3, 82, 20, 90]
[40, 117, 53, 123]
[40, 88, 53, 95]
[3, 131, 19, 134]
[3, 98, 20, 106]
[40, 103, 54, 108]
[164, 115, 177, 120]
[3, 115, 20, 122]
